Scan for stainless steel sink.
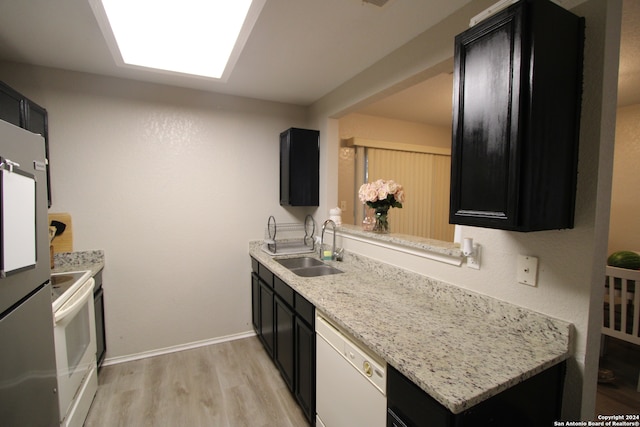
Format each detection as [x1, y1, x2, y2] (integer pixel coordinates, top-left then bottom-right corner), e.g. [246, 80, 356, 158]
[276, 257, 325, 269]
[292, 265, 344, 277]
[276, 257, 343, 277]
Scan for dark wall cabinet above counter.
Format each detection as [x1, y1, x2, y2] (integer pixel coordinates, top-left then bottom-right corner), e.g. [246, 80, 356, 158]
[449, 0, 584, 231]
[0, 80, 52, 207]
[280, 128, 319, 207]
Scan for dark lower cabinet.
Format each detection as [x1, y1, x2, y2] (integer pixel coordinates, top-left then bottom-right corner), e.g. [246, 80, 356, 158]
[294, 315, 315, 421]
[259, 281, 274, 357]
[251, 273, 260, 332]
[387, 362, 566, 427]
[274, 295, 295, 390]
[93, 271, 106, 369]
[251, 257, 316, 425]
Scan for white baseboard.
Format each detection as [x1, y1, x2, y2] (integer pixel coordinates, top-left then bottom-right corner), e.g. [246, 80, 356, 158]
[101, 330, 257, 367]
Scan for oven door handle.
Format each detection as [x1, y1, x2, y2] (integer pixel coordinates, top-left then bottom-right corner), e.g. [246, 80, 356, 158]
[54, 277, 95, 325]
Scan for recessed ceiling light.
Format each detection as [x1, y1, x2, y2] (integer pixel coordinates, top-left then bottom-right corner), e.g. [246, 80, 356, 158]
[89, 0, 266, 81]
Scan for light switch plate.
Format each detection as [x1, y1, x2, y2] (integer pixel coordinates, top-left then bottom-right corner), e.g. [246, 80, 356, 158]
[517, 255, 538, 286]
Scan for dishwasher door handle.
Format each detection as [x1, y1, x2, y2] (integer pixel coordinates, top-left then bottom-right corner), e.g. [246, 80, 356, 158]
[363, 361, 372, 377]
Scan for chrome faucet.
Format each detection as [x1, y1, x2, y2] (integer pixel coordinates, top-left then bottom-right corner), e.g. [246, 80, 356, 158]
[320, 219, 343, 261]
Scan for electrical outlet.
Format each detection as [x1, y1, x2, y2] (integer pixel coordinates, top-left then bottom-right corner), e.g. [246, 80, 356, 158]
[340, 201, 347, 211]
[517, 255, 538, 286]
[466, 244, 481, 270]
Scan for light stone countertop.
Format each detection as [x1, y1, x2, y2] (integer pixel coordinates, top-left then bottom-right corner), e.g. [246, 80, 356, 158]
[52, 250, 104, 277]
[249, 241, 572, 414]
[337, 223, 463, 257]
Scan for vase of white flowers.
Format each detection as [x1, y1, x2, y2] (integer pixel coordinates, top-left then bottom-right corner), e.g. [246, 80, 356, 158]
[358, 179, 404, 234]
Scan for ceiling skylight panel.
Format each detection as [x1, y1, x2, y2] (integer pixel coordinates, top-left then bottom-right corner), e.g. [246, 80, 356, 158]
[91, 0, 263, 80]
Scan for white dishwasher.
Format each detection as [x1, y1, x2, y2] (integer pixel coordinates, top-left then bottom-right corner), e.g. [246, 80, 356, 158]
[316, 313, 387, 427]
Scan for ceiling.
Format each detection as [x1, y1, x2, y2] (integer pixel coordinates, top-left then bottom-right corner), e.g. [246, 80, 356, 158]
[360, 0, 640, 127]
[0, 0, 636, 127]
[0, 0, 472, 105]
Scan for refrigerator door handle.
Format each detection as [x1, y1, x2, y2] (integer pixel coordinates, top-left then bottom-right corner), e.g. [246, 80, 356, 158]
[0, 157, 20, 172]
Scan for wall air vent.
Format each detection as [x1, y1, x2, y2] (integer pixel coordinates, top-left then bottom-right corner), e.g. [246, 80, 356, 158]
[362, 0, 390, 7]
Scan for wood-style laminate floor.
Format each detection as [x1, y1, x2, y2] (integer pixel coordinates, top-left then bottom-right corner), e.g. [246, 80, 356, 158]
[596, 337, 640, 416]
[84, 336, 309, 427]
[86, 334, 639, 426]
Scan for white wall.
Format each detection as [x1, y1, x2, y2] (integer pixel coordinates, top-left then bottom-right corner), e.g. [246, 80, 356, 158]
[0, 62, 312, 360]
[0, 0, 621, 420]
[311, 0, 622, 420]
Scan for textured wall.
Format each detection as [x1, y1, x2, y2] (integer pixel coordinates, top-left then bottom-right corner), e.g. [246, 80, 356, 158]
[0, 62, 309, 360]
[312, 0, 622, 419]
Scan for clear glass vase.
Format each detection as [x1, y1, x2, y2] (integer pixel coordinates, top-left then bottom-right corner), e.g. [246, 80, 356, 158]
[372, 208, 390, 234]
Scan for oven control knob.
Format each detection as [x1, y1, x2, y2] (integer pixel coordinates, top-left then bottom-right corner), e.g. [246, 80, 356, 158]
[363, 361, 372, 377]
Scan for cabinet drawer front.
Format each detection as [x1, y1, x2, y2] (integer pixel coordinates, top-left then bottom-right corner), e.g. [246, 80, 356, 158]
[388, 365, 451, 426]
[274, 276, 294, 306]
[251, 257, 259, 274]
[295, 293, 314, 325]
[258, 263, 273, 287]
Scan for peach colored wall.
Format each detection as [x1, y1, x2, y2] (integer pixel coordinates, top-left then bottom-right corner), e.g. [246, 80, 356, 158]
[337, 113, 451, 225]
[608, 104, 640, 254]
[339, 113, 451, 148]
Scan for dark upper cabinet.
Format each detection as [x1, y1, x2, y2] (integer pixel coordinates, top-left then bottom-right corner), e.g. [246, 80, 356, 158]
[0, 81, 52, 207]
[24, 100, 52, 208]
[280, 128, 319, 206]
[450, 0, 584, 231]
[0, 82, 22, 127]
